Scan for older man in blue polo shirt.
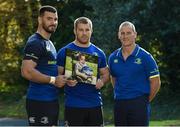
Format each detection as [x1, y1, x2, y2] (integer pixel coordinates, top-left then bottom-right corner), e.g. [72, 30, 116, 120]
[108, 21, 161, 126]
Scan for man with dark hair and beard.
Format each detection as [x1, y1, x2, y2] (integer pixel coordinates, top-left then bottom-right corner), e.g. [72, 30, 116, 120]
[57, 17, 110, 126]
[21, 5, 67, 126]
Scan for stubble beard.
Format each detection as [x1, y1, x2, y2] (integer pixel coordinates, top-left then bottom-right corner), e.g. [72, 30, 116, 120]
[76, 35, 90, 45]
[42, 24, 57, 34]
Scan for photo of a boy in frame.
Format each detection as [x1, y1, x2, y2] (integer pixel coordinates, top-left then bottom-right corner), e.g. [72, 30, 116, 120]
[65, 48, 98, 85]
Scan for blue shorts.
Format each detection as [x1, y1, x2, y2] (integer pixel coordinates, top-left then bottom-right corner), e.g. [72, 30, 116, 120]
[114, 94, 150, 126]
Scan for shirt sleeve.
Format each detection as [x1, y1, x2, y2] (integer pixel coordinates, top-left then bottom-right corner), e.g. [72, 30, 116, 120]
[144, 54, 160, 78]
[98, 51, 107, 69]
[23, 42, 44, 63]
[56, 48, 66, 67]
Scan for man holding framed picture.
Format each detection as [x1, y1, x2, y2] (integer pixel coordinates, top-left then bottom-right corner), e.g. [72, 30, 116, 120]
[57, 17, 109, 126]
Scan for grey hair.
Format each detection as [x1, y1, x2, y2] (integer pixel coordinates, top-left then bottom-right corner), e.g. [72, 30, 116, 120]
[119, 21, 136, 32]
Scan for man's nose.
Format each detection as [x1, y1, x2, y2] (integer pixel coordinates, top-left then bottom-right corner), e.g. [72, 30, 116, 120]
[52, 19, 57, 25]
[82, 30, 88, 35]
[123, 33, 130, 38]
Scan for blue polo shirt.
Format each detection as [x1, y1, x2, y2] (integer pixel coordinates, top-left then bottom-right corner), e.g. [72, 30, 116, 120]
[108, 44, 160, 100]
[57, 42, 107, 108]
[23, 33, 59, 101]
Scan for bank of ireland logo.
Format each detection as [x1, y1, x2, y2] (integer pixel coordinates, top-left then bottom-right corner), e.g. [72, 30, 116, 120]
[114, 59, 118, 63]
[134, 58, 142, 64]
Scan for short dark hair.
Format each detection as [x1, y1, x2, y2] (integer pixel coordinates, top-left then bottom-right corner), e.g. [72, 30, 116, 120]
[74, 17, 93, 30]
[39, 5, 57, 16]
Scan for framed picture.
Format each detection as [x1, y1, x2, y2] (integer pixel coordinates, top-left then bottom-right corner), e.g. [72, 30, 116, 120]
[65, 48, 98, 85]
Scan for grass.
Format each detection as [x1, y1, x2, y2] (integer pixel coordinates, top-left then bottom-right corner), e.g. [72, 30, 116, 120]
[150, 120, 180, 126]
[102, 91, 180, 126]
[0, 92, 180, 126]
[0, 96, 26, 118]
[149, 92, 180, 126]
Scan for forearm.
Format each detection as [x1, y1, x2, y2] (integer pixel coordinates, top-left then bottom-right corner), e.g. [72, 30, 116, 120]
[95, 67, 109, 89]
[149, 85, 160, 102]
[149, 77, 161, 102]
[100, 73, 109, 84]
[111, 76, 115, 88]
[100, 67, 110, 84]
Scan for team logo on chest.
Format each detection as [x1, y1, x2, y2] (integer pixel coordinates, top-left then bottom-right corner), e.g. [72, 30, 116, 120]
[134, 58, 142, 64]
[93, 52, 98, 56]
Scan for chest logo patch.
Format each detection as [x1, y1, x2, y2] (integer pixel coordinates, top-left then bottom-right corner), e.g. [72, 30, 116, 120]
[114, 59, 118, 63]
[134, 58, 142, 64]
[93, 52, 98, 56]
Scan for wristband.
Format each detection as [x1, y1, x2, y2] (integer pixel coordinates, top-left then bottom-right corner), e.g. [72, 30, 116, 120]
[49, 76, 56, 84]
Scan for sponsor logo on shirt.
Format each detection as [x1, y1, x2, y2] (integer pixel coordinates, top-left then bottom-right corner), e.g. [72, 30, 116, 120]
[48, 60, 57, 64]
[114, 59, 118, 63]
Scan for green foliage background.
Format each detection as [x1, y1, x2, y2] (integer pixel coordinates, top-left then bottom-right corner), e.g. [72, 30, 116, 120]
[0, 0, 180, 123]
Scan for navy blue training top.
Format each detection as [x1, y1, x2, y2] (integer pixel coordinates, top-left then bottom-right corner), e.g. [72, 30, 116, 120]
[23, 33, 59, 101]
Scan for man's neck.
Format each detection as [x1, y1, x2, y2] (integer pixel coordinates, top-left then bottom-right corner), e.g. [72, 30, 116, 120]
[122, 43, 136, 60]
[37, 28, 51, 40]
[123, 43, 136, 53]
[74, 40, 90, 48]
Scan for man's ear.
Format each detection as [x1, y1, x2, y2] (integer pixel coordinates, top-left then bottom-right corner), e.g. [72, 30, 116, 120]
[134, 31, 137, 39]
[38, 17, 42, 25]
[118, 31, 121, 40]
[73, 28, 76, 35]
